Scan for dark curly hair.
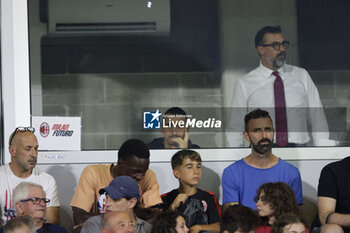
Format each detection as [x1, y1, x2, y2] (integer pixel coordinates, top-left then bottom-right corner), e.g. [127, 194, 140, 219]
[254, 182, 301, 222]
[151, 211, 186, 233]
[270, 213, 308, 233]
[118, 138, 150, 160]
[221, 205, 259, 233]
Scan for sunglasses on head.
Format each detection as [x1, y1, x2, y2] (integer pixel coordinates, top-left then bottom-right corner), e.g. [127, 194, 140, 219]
[9, 127, 35, 145]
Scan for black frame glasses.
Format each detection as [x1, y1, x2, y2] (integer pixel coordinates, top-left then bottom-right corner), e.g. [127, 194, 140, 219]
[20, 197, 50, 205]
[9, 126, 35, 146]
[259, 40, 290, 50]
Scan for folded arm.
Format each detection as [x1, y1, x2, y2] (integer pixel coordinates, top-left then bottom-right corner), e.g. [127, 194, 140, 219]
[318, 196, 350, 227]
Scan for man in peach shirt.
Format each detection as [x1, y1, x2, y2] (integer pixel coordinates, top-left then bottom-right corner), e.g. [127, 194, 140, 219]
[70, 139, 162, 233]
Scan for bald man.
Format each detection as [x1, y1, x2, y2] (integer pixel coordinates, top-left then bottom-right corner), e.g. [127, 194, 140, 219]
[0, 127, 60, 225]
[101, 212, 135, 233]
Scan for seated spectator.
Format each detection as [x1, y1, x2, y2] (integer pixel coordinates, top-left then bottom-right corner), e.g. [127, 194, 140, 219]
[222, 109, 302, 210]
[150, 211, 188, 233]
[71, 139, 162, 232]
[221, 204, 259, 233]
[161, 149, 220, 233]
[147, 107, 199, 149]
[254, 182, 308, 233]
[3, 216, 36, 233]
[81, 176, 152, 233]
[0, 127, 60, 225]
[314, 157, 350, 233]
[271, 213, 308, 233]
[13, 182, 67, 233]
[101, 211, 135, 233]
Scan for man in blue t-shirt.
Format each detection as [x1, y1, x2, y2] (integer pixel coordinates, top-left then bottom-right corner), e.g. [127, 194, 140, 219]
[222, 108, 303, 210]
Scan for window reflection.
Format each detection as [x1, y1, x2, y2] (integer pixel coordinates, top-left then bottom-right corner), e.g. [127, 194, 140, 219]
[29, 0, 350, 149]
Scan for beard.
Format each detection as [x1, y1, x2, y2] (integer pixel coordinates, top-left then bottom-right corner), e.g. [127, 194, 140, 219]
[251, 138, 273, 154]
[16, 157, 37, 171]
[272, 51, 286, 69]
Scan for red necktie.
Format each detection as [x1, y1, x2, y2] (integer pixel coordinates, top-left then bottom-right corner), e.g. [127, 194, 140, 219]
[273, 71, 288, 147]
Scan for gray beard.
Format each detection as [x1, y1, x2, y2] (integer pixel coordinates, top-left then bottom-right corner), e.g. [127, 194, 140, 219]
[273, 58, 285, 69]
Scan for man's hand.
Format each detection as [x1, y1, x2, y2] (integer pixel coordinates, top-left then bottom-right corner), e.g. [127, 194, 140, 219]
[190, 223, 220, 233]
[170, 193, 188, 210]
[222, 202, 239, 213]
[189, 225, 202, 233]
[170, 131, 189, 149]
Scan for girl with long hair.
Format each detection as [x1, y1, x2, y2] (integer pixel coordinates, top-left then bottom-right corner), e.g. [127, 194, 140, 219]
[254, 182, 308, 233]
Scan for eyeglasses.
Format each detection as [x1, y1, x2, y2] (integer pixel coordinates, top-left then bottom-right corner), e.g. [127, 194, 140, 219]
[9, 127, 35, 146]
[259, 40, 290, 50]
[20, 197, 50, 205]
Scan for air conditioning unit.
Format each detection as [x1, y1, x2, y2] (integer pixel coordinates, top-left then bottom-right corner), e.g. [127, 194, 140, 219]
[46, 0, 170, 36]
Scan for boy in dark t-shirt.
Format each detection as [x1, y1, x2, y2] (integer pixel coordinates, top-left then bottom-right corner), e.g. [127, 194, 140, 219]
[161, 149, 221, 233]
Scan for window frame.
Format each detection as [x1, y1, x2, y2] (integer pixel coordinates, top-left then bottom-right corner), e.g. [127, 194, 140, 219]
[2, 0, 350, 165]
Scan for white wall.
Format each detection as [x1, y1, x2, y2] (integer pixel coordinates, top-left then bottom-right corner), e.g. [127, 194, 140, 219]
[1, 0, 31, 160]
[36, 148, 343, 231]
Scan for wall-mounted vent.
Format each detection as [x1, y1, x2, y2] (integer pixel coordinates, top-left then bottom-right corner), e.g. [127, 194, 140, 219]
[46, 0, 170, 36]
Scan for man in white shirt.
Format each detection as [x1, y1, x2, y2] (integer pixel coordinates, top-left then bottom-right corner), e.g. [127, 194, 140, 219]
[0, 127, 60, 225]
[226, 25, 333, 147]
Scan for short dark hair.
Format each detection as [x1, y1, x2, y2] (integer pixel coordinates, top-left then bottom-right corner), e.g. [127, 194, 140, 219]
[221, 205, 259, 233]
[255, 25, 282, 47]
[165, 107, 187, 116]
[4, 216, 36, 233]
[151, 211, 186, 233]
[244, 108, 272, 132]
[171, 149, 201, 170]
[118, 138, 150, 161]
[271, 213, 308, 233]
[254, 182, 301, 223]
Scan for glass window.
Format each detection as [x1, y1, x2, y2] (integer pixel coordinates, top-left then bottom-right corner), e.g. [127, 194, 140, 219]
[29, 0, 350, 149]
[0, 0, 3, 163]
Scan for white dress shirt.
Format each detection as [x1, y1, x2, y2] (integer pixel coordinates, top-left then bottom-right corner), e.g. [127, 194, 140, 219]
[226, 62, 334, 147]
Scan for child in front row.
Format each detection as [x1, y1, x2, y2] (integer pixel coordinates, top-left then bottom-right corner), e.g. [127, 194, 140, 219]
[161, 149, 221, 233]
